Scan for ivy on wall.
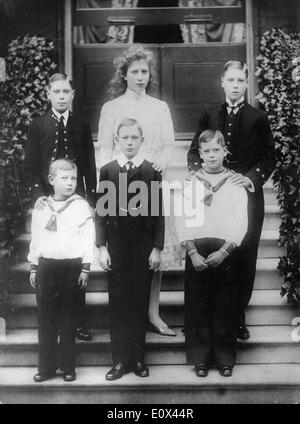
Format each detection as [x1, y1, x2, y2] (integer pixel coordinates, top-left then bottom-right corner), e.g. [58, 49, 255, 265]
[0, 35, 57, 291]
[256, 28, 300, 303]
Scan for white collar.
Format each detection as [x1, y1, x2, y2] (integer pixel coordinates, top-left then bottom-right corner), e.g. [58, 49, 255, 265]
[225, 96, 245, 108]
[116, 151, 145, 168]
[124, 88, 147, 101]
[52, 108, 69, 123]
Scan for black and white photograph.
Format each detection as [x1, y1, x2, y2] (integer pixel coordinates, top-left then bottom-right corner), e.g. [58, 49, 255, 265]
[0, 0, 299, 406]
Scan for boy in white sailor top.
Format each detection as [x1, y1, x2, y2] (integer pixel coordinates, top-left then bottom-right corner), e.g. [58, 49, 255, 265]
[187, 62, 275, 340]
[24, 73, 96, 342]
[96, 118, 164, 381]
[28, 159, 94, 383]
[175, 130, 248, 378]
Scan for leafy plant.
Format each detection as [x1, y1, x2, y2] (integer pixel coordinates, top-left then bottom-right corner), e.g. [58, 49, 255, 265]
[0, 35, 57, 292]
[256, 28, 300, 303]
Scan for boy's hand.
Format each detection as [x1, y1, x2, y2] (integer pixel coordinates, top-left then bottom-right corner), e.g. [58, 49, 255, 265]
[34, 196, 48, 210]
[78, 272, 89, 289]
[149, 247, 161, 272]
[29, 272, 37, 289]
[99, 246, 112, 272]
[229, 173, 251, 189]
[190, 253, 208, 272]
[206, 251, 225, 268]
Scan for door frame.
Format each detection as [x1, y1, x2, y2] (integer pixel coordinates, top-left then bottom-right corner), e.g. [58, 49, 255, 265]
[63, 0, 255, 105]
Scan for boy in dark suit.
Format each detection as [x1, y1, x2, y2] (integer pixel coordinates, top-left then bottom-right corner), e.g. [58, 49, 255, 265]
[187, 61, 275, 340]
[96, 118, 164, 381]
[24, 73, 97, 341]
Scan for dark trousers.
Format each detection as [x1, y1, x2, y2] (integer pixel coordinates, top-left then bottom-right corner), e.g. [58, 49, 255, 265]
[107, 222, 153, 366]
[236, 189, 264, 325]
[185, 238, 238, 367]
[36, 258, 82, 374]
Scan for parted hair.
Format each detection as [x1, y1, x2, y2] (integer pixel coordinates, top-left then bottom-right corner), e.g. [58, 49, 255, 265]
[48, 73, 74, 89]
[198, 129, 226, 148]
[49, 159, 77, 177]
[116, 118, 144, 137]
[222, 61, 249, 80]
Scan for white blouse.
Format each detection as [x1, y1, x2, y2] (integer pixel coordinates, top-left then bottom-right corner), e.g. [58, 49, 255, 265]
[97, 89, 175, 169]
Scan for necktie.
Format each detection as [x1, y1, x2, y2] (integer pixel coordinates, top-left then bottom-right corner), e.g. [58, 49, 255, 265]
[126, 161, 135, 177]
[57, 115, 65, 159]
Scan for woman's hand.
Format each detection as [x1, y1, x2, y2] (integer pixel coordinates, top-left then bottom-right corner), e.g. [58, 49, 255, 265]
[190, 253, 208, 272]
[152, 159, 166, 173]
[206, 251, 225, 268]
[99, 246, 112, 272]
[149, 247, 161, 272]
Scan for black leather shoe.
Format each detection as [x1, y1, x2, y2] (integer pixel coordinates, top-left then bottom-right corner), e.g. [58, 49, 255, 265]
[63, 372, 76, 382]
[33, 372, 56, 383]
[76, 327, 92, 341]
[132, 361, 149, 377]
[218, 366, 233, 377]
[195, 364, 209, 377]
[237, 324, 250, 340]
[105, 363, 131, 381]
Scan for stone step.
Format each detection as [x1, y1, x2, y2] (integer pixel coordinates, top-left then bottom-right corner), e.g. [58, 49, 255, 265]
[13, 230, 285, 263]
[0, 326, 298, 367]
[8, 258, 282, 294]
[262, 205, 281, 231]
[3, 291, 299, 328]
[1, 364, 300, 404]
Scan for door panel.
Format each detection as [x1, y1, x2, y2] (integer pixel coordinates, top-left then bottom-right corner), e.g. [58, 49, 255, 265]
[73, 3, 246, 135]
[161, 43, 246, 132]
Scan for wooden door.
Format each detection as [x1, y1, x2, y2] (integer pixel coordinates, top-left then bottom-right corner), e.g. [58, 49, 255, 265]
[73, 2, 246, 135]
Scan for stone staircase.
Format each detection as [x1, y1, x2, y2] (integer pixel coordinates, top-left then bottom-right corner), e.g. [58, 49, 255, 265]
[0, 139, 299, 404]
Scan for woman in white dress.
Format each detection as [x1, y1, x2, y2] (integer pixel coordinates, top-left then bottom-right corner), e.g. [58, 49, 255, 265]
[97, 45, 181, 336]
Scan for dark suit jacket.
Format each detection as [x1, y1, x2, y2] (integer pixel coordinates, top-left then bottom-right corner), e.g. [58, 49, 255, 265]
[95, 159, 165, 251]
[24, 110, 97, 207]
[187, 103, 275, 192]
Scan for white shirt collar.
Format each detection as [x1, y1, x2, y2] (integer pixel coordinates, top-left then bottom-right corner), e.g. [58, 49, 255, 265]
[52, 108, 69, 125]
[116, 151, 145, 168]
[225, 96, 245, 108]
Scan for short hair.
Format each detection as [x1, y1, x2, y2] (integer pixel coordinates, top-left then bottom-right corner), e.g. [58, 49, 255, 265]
[116, 118, 143, 137]
[198, 130, 226, 149]
[48, 73, 73, 89]
[222, 61, 249, 80]
[49, 159, 77, 177]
